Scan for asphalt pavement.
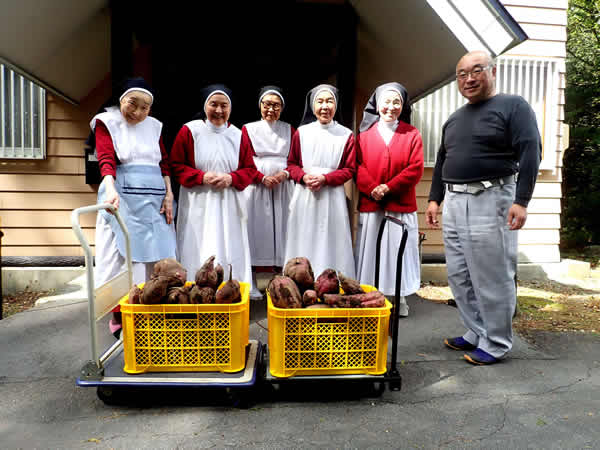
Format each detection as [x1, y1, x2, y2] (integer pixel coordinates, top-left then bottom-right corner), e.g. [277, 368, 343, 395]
[1, 293, 599, 449]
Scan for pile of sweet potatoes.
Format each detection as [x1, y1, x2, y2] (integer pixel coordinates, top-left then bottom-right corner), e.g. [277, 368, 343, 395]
[126, 256, 242, 305]
[267, 257, 386, 309]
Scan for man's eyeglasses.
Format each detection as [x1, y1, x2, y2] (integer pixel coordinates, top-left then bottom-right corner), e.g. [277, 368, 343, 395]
[456, 65, 492, 81]
[261, 101, 282, 111]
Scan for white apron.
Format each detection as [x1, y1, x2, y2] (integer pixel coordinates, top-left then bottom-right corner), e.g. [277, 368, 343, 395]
[284, 121, 355, 278]
[355, 211, 420, 296]
[176, 120, 252, 283]
[243, 120, 294, 266]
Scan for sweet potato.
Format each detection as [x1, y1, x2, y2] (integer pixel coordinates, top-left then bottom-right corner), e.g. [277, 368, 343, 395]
[189, 285, 216, 304]
[306, 304, 331, 309]
[195, 255, 219, 289]
[167, 285, 190, 304]
[215, 265, 241, 304]
[302, 289, 318, 307]
[315, 269, 339, 298]
[141, 275, 169, 304]
[338, 272, 364, 295]
[323, 290, 386, 308]
[128, 285, 142, 304]
[283, 257, 314, 292]
[215, 263, 224, 288]
[268, 275, 302, 308]
[152, 258, 187, 287]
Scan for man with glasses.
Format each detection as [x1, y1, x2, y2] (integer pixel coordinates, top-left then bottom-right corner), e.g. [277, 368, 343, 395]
[426, 50, 541, 365]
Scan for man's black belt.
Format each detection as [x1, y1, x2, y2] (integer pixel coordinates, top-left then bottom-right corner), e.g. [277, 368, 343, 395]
[446, 174, 516, 195]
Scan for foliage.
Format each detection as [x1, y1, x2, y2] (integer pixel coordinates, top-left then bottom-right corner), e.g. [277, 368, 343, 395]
[562, 0, 600, 248]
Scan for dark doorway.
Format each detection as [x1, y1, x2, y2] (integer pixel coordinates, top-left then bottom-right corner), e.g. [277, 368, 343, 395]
[125, 1, 356, 149]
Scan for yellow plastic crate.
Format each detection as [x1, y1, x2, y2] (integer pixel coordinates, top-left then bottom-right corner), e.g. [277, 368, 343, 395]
[119, 282, 249, 374]
[267, 285, 392, 378]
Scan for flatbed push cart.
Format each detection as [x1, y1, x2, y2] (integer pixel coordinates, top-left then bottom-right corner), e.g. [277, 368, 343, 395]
[72, 204, 263, 405]
[262, 215, 408, 394]
[73, 204, 408, 404]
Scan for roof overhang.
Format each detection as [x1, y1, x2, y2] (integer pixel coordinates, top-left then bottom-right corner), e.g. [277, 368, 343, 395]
[352, 0, 527, 101]
[0, 0, 526, 105]
[0, 0, 108, 105]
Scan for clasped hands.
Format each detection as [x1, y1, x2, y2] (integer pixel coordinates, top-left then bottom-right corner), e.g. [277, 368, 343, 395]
[203, 171, 233, 189]
[302, 173, 326, 192]
[262, 171, 288, 189]
[371, 184, 390, 201]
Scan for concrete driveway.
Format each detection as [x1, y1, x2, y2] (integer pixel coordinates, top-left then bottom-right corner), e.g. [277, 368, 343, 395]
[1, 295, 599, 449]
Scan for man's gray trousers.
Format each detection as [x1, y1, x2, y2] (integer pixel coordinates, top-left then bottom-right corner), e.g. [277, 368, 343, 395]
[442, 183, 518, 358]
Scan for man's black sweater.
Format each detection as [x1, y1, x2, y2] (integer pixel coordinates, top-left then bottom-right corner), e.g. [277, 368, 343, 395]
[428, 93, 542, 207]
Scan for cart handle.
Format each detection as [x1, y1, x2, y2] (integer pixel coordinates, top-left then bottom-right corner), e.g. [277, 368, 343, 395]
[374, 215, 408, 383]
[71, 204, 133, 368]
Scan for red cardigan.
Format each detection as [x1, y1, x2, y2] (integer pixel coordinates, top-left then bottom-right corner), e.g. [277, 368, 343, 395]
[356, 121, 424, 213]
[170, 124, 258, 191]
[240, 124, 296, 183]
[95, 120, 170, 178]
[286, 130, 356, 186]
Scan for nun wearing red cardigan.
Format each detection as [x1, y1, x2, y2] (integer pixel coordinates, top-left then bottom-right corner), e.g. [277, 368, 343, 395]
[354, 82, 424, 317]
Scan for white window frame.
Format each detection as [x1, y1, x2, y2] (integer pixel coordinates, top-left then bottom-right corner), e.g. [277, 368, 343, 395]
[0, 63, 46, 159]
[412, 56, 563, 172]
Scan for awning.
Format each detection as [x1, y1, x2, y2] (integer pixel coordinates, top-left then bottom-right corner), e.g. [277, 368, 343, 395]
[352, 0, 527, 101]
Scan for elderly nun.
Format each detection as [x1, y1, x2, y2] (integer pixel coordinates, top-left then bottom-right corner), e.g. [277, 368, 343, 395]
[170, 84, 258, 283]
[241, 86, 295, 299]
[354, 82, 424, 316]
[91, 77, 177, 337]
[284, 84, 356, 278]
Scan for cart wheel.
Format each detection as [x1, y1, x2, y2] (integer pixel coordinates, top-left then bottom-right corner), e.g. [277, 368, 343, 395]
[371, 381, 386, 397]
[388, 378, 402, 392]
[97, 386, 121, 405]
[228, 388, 255, 409]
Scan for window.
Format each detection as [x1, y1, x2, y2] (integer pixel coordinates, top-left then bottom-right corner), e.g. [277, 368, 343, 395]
[0, 63, 46, 159]
[412, 56, 563, 170]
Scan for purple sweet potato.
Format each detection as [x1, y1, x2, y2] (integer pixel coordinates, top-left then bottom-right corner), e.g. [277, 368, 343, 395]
[302, 289, 319, 307]
[190, 285, 216, 304]
[283, 257, 315, 292]
[215, 265, 241, 304]
[268, 275, 302, 308]
[128, 285, 142, 304]
[323, 290, 385, 308]
[315, 269, 339, 298]
[338, 272, 364, 295]
[195, 255, 219, 290]
[167, 285, 190, 304]
[152, 258, 187, 287]
[215, 263, 224, 288]
[141, 276, 169, 304]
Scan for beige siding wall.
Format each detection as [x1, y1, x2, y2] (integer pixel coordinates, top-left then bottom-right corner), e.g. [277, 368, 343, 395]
[0, 81, 110, 257]
[503, 0, 567, 262]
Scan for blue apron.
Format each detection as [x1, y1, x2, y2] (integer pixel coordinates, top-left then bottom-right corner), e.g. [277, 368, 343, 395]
[98, 164, 176, 262]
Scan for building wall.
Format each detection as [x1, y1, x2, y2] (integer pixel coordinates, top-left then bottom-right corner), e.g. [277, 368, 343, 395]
[0, 1, 568, 263]
[0, 81, 110, 259]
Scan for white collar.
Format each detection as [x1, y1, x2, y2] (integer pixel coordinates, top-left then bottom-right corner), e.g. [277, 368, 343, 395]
[205, 120, 228, 133]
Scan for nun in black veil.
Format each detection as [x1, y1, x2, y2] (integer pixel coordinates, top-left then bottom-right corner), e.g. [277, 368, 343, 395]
[354, 82, 424, 317]
[284, 84, 357, 279]
[170, 84, 258, 283]
[241, 86, 295, 298]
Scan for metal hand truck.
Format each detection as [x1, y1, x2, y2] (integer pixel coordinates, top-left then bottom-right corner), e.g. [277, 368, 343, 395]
[72, 204, 262, 405]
